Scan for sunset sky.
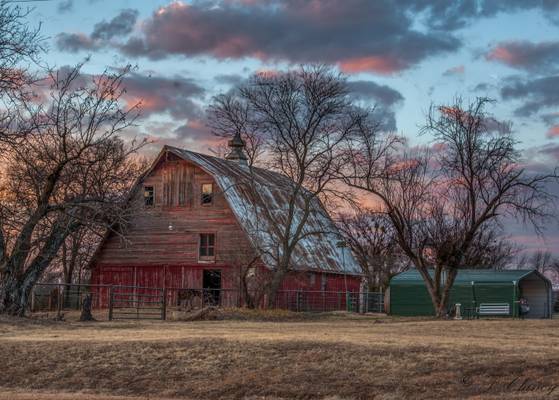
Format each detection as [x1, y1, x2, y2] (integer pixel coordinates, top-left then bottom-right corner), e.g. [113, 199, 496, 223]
[27, 0, 559, 253]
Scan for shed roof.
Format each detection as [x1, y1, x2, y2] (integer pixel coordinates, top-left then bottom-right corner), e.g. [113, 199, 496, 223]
[163, 145, 361, 275]
[391, 269, 542, 284]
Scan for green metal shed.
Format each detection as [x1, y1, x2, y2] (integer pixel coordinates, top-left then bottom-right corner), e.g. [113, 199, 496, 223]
[389, 269, 553, 318]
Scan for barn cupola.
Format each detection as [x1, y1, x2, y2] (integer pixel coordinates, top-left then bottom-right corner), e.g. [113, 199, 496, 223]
[225, 132, 248, 165]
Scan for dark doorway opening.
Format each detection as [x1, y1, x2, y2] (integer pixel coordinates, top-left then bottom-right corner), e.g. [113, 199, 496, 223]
[203, 269, 221, 305]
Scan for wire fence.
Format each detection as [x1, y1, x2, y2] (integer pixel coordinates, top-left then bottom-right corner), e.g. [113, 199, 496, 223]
[29, 283, 385, 320]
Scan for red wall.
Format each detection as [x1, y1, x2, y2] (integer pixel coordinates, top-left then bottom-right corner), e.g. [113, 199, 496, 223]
[91, 264, 361, 309]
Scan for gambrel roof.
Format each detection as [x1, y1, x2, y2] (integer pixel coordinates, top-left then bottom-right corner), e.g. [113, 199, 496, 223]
[163, 145, 361, 275]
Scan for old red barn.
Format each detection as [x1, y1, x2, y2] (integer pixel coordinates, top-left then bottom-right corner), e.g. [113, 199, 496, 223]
[90, 138, 361, 308]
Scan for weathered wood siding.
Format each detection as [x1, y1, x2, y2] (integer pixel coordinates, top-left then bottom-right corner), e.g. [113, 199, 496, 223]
[94, 154, 252, 269]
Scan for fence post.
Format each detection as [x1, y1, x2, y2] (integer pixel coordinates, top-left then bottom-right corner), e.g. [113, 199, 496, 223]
[161, 288, 167, 321]
[30, 286, 35, 313]
[108, 285, 114, 321]
[57, 284, 63, 320]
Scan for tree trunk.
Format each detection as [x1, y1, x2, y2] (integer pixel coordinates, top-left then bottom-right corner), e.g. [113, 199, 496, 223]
[240, 275, 256, 309]
[0, 271, 37, 316]
[365, 271, 376, 292]
[79, 294, 95, 321]
[63, 263, 75, 305]
[424, 283, 445, 318]
[266, 266, 288, 308]
[417, 268, 446, 318]
[422, 268, 459, 318]
[437, 269, 458, 318]
[0, 221, 78, 316]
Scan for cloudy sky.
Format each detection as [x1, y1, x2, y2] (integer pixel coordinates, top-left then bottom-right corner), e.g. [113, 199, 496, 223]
[27, 0, 559, 253]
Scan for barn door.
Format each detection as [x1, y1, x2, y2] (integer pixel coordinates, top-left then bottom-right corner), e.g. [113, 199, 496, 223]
[203, 270, 221, 306]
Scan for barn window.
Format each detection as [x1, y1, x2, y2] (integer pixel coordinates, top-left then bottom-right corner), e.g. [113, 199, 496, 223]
[309, 272, 316, 286]
[144, 186, 154, 206]
[201, 183, 213, 205]
[199, 233, 215, 261]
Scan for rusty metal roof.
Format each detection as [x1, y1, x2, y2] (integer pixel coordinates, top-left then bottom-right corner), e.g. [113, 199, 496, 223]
[165, 145, 361, 275]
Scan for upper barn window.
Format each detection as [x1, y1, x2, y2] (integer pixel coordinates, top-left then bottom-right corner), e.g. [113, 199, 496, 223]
[144, 186, 154, 206]
[199, 233, 216, 261]
[201, 183, 213, 205]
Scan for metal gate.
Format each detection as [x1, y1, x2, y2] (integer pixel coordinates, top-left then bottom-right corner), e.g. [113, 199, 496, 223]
[363, 292, 384, 313]
[108, 285, 167, 320]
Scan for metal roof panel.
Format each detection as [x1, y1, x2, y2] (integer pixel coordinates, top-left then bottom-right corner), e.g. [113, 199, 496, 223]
[166, 146, 361, 275]
[391, 269, 538, 284]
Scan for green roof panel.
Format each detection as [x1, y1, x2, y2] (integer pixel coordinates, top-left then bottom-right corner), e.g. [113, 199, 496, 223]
[391, 269, 536, 284]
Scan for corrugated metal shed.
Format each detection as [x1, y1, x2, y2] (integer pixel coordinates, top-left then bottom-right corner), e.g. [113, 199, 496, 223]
[165, 145, 361, 275]
[390, 269, 553, 318]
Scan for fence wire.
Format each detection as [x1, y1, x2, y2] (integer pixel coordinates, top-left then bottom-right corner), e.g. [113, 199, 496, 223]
[29, 283, 385, 320]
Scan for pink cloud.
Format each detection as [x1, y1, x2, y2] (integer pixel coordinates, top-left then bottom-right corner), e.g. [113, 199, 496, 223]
[486, 45, 518, 64]
[485, 40, 559, 72]
[546, 125, 559, 138]
[338, 56, 403, 75]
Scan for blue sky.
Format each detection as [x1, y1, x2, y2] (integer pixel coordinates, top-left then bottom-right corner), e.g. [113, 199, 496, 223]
[23, 0, 559, 253]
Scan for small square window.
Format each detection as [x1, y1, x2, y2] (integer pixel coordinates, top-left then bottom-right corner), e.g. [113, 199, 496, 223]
[201, 183, 213, 205]
[144, 186, 154, 206]
[199, 233, 215, 260]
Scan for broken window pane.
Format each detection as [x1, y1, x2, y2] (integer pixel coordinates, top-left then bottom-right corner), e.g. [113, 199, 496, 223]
[201, 183, 213, 205]
[144, 186, 154, 206]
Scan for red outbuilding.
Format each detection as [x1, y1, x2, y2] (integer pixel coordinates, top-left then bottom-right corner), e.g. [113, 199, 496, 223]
[90, 137, 362, 309]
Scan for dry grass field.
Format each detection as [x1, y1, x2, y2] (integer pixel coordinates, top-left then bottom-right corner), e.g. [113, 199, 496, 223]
[1, 311, 558, 400]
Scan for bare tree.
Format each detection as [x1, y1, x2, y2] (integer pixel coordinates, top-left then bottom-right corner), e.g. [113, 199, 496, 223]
[229, 246, 266, 309]
[461, 226, 519, 270]
[208, 93, 265, 167]
[336, 210, 409, 291]
[56, 227, 102, 303]
[340, 97, 558, 317]
[517, 250, 559, 277]
[0, 63, 145, 315]
[209, 66, 366, 306]
[0, 2, 42, 95]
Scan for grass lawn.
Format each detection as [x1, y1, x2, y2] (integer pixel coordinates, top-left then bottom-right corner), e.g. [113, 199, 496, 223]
[0, 311, 558, 399]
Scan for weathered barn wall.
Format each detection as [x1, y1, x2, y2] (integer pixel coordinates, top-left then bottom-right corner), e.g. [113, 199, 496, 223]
[92, 264, 362, 308]
[95, 154, 254, 268]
